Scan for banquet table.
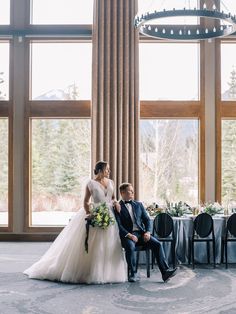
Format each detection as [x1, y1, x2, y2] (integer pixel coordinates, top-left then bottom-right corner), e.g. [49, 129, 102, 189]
[141, 215, 236, 265]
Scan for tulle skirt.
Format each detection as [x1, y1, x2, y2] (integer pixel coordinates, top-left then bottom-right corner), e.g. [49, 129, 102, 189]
[24, 208, 127, 284]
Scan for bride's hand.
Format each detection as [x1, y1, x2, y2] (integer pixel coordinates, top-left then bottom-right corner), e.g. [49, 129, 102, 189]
[113, 201, 121, 213]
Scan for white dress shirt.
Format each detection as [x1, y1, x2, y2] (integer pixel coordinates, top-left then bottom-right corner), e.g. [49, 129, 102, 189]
[124, 201, 139, 232]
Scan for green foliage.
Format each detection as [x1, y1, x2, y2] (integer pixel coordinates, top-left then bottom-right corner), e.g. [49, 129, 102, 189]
[166, 201, 192, 217]
[202, 202, 223, 216]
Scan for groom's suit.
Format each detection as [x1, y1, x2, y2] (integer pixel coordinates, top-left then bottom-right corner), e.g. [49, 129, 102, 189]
[115, 200, 169, 277]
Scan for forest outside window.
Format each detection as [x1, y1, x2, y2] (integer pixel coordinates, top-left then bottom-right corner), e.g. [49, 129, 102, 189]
[222, 120, 236, 207]
[140, 119, 199, 206]
[30, 119, 91, 226]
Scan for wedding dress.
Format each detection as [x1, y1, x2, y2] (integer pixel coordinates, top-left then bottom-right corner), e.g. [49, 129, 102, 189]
[24, 179, 127, 284]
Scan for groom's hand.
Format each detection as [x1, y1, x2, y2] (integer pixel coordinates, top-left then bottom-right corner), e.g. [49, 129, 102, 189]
[143, 232, 151, 242]
[128, 234, 138, 243]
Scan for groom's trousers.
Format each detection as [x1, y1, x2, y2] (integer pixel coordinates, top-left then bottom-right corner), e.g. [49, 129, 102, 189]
[121, 231, 169, 276]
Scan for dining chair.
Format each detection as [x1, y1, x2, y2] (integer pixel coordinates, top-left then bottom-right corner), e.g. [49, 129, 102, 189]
[221, 213, 236, 268]
[152, 213, 176, 268]
[127, 245, 150, 278]
[188, 212, 216, 268]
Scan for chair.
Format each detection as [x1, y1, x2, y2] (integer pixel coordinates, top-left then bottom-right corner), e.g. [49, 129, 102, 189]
[152, 213, 176, 268]
[221, 213, 236, 268]
[127, 246, 150, 278]
[188, 213, 216, 268]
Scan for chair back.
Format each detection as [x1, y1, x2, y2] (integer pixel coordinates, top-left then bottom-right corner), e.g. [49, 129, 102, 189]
[153, 213, 174, 238]
[194, 213, 213, 238]
[227, 213, 236, 237]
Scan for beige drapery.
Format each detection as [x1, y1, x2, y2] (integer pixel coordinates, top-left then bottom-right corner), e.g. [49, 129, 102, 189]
[92, 0, 139, 198]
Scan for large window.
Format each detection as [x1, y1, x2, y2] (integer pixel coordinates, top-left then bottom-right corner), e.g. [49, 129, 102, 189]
[0, 119, 8, 226]
[139, 40, 202, 203]
[0, 42, 10, 100]
[217, 41, 236, 202]
[140, 119, 199, 206]
[31, 0, 93, 24]
[0, 0, 10, 25]
[31, 119, 91, 226]
[30, 42, 92, 100]
[221, 42, 236, 100]
[139, 43, 200, 101]
[25, 4, 92, 230]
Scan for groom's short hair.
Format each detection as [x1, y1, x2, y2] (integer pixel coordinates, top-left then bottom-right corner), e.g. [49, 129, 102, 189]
[119, 182, 132, 193]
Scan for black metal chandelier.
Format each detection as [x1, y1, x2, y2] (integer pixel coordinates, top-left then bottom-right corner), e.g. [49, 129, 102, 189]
[134, 2, 236, 40]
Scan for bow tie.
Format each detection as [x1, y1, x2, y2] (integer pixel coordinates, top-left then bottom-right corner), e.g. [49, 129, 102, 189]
[124, 200, 133, 204]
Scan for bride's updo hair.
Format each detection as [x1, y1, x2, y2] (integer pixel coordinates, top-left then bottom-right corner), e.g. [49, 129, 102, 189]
[94, 161, 108, 175]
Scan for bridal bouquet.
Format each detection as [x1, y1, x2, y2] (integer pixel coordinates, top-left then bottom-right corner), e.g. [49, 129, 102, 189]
[85, 202, 115, 253]
[88, 202, 115, 229]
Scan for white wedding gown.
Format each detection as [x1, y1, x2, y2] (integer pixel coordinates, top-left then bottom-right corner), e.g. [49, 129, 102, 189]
[24, 179, 127, 284]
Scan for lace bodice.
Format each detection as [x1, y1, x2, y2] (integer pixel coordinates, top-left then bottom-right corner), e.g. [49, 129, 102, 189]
[87, 179, 114, 205]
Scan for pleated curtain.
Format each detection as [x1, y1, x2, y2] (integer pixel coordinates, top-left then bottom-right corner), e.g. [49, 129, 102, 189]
[92, 0, 139, 198]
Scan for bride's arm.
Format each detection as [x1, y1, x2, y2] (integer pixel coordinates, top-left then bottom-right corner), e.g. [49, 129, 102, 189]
[111, 180, 121, 213]
[112, 194, 121, 213]
[83, 185, 91, 215]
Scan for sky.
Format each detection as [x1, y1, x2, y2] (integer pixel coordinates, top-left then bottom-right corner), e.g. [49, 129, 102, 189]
[31, 43, 92, 100]
[139, 43, 199, 100]
[0, 0, 10, 24]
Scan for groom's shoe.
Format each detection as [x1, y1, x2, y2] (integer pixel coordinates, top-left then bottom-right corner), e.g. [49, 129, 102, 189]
[162, 268, 177, 283]
[128, 273, 139, 283]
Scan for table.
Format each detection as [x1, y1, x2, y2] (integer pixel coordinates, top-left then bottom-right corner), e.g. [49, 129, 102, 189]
[141, 215, 236, 265]
[165, 216, 226, 265]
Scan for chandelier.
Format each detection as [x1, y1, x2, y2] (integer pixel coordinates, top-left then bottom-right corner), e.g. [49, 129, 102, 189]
[134, 1, 236, 40]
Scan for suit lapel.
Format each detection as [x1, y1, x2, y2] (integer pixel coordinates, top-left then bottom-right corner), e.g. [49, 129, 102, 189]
[131, 202, 137, 221]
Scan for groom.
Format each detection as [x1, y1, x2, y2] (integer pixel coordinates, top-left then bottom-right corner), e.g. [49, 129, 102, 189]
[115, 183, 177, 283]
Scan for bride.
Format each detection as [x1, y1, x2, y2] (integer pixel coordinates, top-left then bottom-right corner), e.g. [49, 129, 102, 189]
[24, 161, 127, 284]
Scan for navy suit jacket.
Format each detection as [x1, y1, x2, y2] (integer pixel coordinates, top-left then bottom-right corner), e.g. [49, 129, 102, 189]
[115, 200, 151, 240]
